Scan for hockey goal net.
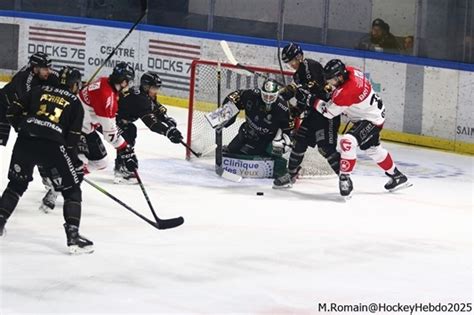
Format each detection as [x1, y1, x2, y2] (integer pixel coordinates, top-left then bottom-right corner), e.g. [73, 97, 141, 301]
[186, 59, 334, 177]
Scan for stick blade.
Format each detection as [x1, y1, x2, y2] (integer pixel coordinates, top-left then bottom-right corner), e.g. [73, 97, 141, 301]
[158, 216, 184, 230]
[220, 40, 238, 65]
[216, 166, 242, 183]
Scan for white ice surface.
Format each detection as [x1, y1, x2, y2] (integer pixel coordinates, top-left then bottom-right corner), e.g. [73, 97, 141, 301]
[0, 105, 472, 315]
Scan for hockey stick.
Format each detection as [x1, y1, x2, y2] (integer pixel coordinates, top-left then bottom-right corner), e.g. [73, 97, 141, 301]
[133, 170, 184, 229]
[180, 140, 202, 158]
[86, 0, 148, 84]
[83, 177, 163, 230]
[220, 40, 286, 87]
[215, 62, 242, 183]
[276, 0, 287, 85]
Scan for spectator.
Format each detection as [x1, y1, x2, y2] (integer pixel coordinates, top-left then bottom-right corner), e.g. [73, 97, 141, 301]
[356, 18, 400, 53]
[402, 35, 414, 55]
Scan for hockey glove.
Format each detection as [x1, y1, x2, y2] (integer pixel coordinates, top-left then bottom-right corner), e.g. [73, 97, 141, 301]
[164, 116, 177, 128]
[271, 129, 292, 155]
[295, 87, 311, 108]
[117, 145, 138, 172]
[165, 126, 183, 144]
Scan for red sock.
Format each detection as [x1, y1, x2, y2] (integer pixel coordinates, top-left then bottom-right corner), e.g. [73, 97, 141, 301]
[340, 158, 356, 174]
[378, 153, 395, 173]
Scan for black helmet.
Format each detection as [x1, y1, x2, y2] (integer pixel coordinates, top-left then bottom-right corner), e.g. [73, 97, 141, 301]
[261, 79, 280, 105]
[281, 42, 303, 63]
[29, 52, 52, 68]
[140, 71, 162, 89]
[109, 62, 135, 84]
[324, 59, 348, 81]
[58, 66, 82, 91]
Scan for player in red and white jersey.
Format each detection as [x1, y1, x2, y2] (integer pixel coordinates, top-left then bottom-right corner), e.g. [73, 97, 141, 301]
[39, 62, 138, 212]
[315, 59, 411, 197]
[78, 62, 137, 174]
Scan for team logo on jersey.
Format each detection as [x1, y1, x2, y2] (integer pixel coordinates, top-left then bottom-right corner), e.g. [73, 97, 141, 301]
[340, 138, 352, 152]
[264, 114, 272, 124]
[340, 160, 351, 172]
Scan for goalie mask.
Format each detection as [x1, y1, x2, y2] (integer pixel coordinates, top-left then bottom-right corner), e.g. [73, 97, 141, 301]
[261, 79, 279, 110]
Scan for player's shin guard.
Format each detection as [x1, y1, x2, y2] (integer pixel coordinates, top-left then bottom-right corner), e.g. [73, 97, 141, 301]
[339, 134, 358, 174]
[0, 187, 21, 236]
[63, 200, 81, 227]
[0, 187, 21, 220]
[364, 145, 395, 174]
[284, 140, 308, 183]
[318, 147, 340, 175]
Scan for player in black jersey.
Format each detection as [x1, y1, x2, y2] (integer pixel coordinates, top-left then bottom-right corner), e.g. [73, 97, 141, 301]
[214, 79, 292, 178]
[0, 67, 93, 255]
[0, 52, 59, 146]
[273, 43, 341, 188]
[114, 71, 183, 183]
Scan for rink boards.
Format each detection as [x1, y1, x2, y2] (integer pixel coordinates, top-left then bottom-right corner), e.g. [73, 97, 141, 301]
[0, 11, 472, 154]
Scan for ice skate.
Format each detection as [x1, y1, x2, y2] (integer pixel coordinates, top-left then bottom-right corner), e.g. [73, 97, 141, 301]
[113, 165, 137, 184]
[39, 188, 59, 213]
[384, 168, 412, 192]
[64, 223, 94, 255]
[339, 174, 353, 199]
[273, 173, 293, 189]
[272, 166, 301, 189]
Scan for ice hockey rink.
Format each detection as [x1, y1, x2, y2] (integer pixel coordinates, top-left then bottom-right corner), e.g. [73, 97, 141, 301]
[0, 103, 472, 314]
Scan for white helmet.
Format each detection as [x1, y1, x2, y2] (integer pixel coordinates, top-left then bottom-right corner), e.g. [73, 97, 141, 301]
[261, 79, 279, 105]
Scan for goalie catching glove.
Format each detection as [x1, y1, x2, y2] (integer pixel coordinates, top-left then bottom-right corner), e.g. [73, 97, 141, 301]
[117, 145, 138, 172]
[271, 129, 292, 155]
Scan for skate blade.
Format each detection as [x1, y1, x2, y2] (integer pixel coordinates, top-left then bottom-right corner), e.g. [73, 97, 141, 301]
[272, 183, 293, 189]
[68, 245, 94, 255]
[341, 194, 352, 201]
[39, 203, 54, 213]
[388, 181, 413, 192]
[114, 177, 138, 185]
